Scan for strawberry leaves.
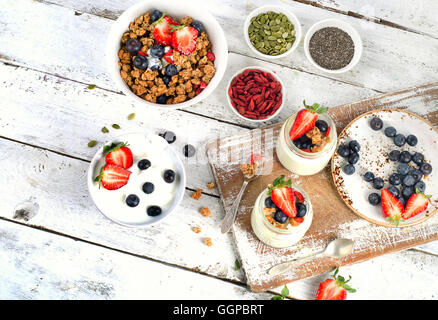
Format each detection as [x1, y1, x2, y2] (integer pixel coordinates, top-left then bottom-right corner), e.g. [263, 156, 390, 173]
[303, 100, 328, 114]
[268, 175, 292, 196]
[332, 268, 356, 293]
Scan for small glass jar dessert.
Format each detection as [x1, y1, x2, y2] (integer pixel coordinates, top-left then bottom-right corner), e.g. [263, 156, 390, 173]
[251, 176, 313, 248]
[276, 102, 337, 175]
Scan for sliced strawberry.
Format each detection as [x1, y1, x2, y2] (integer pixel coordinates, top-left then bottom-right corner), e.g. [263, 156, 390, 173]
[104, 142, 133, 169]
[315, 268, 356, 300]
[94, 164, 131, 190]
[289, 100, 328, 140]
[163, 48, 174, 64]
[171, 25, 198, 56]
[269, 175, 296, 218]
[325, 126, 331, 137]
[153, 15, 178, 46]
[403, 190, 432, 219]
[381, 188, 404, 226]
[294, 190, 305, 202]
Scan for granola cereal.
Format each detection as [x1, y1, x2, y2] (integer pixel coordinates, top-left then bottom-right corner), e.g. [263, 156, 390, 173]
[240, 162, 258, 179]
[207, 181, 215, 189]
[118, 10, 216, 105]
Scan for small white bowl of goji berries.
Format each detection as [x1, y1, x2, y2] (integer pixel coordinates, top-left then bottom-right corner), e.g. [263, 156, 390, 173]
[106, 0, 228, 109]
[226, 66, 285, 123]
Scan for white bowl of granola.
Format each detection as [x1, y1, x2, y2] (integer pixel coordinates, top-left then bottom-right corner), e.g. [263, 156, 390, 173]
[106, 0, 228, 109]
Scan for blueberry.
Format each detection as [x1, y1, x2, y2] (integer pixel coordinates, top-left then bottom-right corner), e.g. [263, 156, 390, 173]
[133, 55, 148, 70]
[414, 181, 426, 193]
[364, 171, 375, 182]
[397, 163, 410, 175]
[370, 117, 383, 130]
[412, 152, 424, 165]
[296, 202, 307, 217]
[402, 186, 414, 199]
[293, 139, 302, 149]
[349, 140, 360, 153]
[406, 134, 418, 146]
[274, 210, 288, 224]
[373, 177, 384, 190]
[162, 75, 171, 86]
[183, 144, 196, 157]
[384, 126, 397, 137]
[156, 94, 167, 104]
[410, 169, 423, 182]
[301, 141, 312, 150]
[163, 169, 175, 183]
[264, 197, 277, 209]
[398, 197, 406, 206]
[138, 159, 151, 170]
[126, 194, 139, 207]
[160, 131, 176, 144]
[125, 38, 142, 54]
[387, 186, 400, 198]
[393, 134, 406, 147]
[191, 20, 204, 34]
[399, 151, 411, 163]
[148, 57, 162, 71]
[150, 10, 163, 23]
[388, 173, 401, 186]
[348, 152, 360, 165]
[343, 164, 355, 175]
[389, 150, 401, 162]
[142, 182, 154, 194]
[368, 193, 381, 206]
[147, 205, 162, 216]
[164, 64, 178, 77]
[315, 120, 328, 133]
[402, 174, 415, 187]
[420, 163, 432, 175]
[150, 44, 165, 58]
[337, 144, 350, 158]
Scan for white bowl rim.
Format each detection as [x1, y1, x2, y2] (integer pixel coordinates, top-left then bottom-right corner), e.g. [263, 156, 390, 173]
[105, 0, 228, 110]
[225, 66, 286, 123]
[243, 4, 302, 60]
[86, 132, 187, 228]
[303, 18, 363, 74]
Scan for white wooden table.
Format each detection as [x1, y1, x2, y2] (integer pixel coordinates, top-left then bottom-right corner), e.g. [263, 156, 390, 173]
[1, 0, 437, 300]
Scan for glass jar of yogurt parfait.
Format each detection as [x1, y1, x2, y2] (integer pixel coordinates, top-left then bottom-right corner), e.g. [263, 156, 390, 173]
[276, 108, 337, 175]
[251, 184, 313, 248]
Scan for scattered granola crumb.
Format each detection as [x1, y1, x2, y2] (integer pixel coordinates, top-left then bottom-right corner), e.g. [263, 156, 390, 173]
[192, 188, 202, 200]
[200, 207, 211, 217]
[192, 227, 201, 234]
[207, 181, 215, 189]
[204, 238, 213, 247]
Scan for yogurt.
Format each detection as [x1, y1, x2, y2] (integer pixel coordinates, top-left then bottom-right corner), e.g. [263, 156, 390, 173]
[276, 112, 337, 175]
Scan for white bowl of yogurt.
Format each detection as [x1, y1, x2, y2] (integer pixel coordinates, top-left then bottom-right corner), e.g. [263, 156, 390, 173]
[87, 132, 186, 227]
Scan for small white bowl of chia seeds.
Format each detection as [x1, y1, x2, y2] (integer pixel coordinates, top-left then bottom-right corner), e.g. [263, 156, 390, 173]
[304, 19, 362, 74]
[244, 5, 302, 59]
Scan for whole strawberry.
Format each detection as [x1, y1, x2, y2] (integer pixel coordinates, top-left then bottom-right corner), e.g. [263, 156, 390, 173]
[315, 268, 356, 300]
[289, 100, 328, 141]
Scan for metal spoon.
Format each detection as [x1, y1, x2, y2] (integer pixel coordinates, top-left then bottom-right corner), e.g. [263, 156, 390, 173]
[268, 238, 354, 276]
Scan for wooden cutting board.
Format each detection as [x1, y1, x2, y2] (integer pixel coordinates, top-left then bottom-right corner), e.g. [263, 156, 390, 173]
[206, 82, 438, 292]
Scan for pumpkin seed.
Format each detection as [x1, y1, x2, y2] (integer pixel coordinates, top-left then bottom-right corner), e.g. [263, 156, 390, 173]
[112, 124, 121, 129]
[127, 113, 136, 120]
[88, 140, 97, 148]
[101, 126, 109, 133]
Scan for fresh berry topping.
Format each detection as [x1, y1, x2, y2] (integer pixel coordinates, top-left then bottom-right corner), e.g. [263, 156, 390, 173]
[294, 190, 305, 202]
[94, 164, 131, 190]
[289, 101, 328, 140]
[163, 48, 174, 64]
[191, 20, 205, 34]
[397, 163, 410, 176]
[373, 177, 384, 190]
[162, 75, 171, 86]
[398, 196, 406, 206]
[388, 173, 401, 186]
[148, 57, 162, 71]
[264, 196, 277, 209]
[363, 171, 374, 182]
[325, 126, 331, 137]
[126, 194, 139, 207]
[125, 38, 142, 54]
[163, 169, 175, 183]
[206, 51, 215, 61]
[349, 140, 360, 153]
[269, 175, 296, 218]
[315, 120, 328, 133]
[142, 182, 155, 194]
[393, 134, 406, 147]
[399, 151, 411, 163]
[150, 10, 163, 23]
[348, 152, 359, 165]
[402, 186, 415, 200]
[315, 268, 356, 300]
[294, 217, 304, 223]
[406, 134, 418, 146]
[402, 174, 415, 187]
[156, 94, 167, 104]
[420, 163, 432, 175]
[296, 202, 307, 217]
[183, 144, 196, 157]
[137, 50, 147, 57]
[104, 142, 133, 169]
[370, 117, 383, 130]
[381, 188, 404, 226]
[274, 210, 288, 224]
[411, 169, 423, 182]
[387, 186, 400, 198]
[389, 150, 401, 162]
[343, 164, 355, 175]
[337, 144, 350, 158]
[414, 181, 426, 193]
[147, 205, 162, 216]
[199, 81, 207, 89]
[150, 44, 165, 58]
[133, 55, 149, 69]
[137, 159, 151, 170]
[159, 131, 176, 144]
[171, 25, 198, 55]
[403, 190, 431, 219]
[164, 64, 178, 77]
[384, 126, 396, 137]
[368, 193, 381, 206]
[412, 152, 424, 165]
[153, 15, 178, 46]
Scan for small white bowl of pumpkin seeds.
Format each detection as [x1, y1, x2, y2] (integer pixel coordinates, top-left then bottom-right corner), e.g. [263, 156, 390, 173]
[244, 5, 302, 59]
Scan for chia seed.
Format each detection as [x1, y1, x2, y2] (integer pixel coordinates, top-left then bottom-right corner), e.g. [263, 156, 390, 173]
[309, 27, 355, 70]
